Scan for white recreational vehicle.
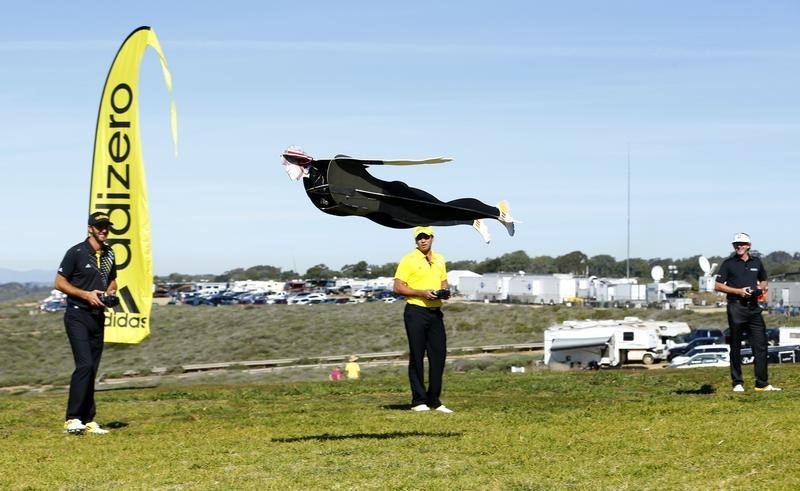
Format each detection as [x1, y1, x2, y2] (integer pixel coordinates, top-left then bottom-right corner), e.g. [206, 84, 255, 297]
[544, 317, 690, 368]
[779, 327, 800, 347]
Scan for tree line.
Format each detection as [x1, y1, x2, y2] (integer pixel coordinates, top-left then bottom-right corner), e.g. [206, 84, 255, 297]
[155, 249, 800, 287]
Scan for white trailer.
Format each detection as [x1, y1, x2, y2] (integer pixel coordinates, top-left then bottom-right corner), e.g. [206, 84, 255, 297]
[544, 318, 690, 368]
[508, 274, 575, 304]
[459, 274, 510, 302]
[779, 327, 800, 346]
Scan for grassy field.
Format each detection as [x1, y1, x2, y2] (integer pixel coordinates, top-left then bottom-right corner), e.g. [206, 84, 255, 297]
[2, 367, 800, 489]
[3, 299, 800, 488]
[0, 297, 739, 387]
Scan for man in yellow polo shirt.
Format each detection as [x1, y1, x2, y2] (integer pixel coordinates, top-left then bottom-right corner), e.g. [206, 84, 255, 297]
[393, 226, 454, 413]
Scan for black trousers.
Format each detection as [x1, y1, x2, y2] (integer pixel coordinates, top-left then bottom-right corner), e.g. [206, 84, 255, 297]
[64, 307, 105, 422]
[727, 302, 769, 388]
[404, 304, 446, 408]
[327, 180, 501, 228]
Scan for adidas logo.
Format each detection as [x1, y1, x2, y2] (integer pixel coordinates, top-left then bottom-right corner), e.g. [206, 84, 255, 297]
[85, 263, 92, 268]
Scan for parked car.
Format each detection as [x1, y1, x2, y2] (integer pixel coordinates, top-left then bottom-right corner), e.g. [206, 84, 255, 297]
[42, 300, 67, 313]
[352, 288, 374, 298]
[266, 292, 287, 304]
[669, 344, 730, 366]
[767, 327, 780, 345]
[383, 297, 398, 303]
[666, 352, 729, 369]
[667, 337, 723, 361]
[184, 296, 214, 306]
[291, 292, 327, 305]
[286, 292, 310, 304]
[723, 327, 779, 347]
[671, 329, 724, 348]
[234, 292, 265, 304]
[208, 293, 240, 306]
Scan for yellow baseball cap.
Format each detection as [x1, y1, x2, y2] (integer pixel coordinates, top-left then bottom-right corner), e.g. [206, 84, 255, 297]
[413, 226, 434, 239]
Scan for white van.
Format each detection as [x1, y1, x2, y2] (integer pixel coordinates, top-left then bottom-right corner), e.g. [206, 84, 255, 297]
[669, 344, 729, 365]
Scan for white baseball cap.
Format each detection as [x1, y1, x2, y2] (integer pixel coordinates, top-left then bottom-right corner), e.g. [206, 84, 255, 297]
[732, 232, 751, 244]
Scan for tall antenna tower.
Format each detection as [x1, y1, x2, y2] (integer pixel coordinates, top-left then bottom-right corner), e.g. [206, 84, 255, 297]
[626, 144, 631, 279]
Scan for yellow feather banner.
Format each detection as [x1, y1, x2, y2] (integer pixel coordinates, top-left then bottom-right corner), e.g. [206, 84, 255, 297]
[89, 26, 177, 343]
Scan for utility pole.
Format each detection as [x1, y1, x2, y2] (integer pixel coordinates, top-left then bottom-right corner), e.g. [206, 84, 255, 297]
[626, 143, 631, 279]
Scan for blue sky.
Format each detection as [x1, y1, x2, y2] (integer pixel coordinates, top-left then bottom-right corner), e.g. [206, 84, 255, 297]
[1, 1, 798, 276]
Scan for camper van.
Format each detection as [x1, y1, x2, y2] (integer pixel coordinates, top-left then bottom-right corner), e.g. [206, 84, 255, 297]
[779, 327, 800, 347]
[544, 318, 690, 368]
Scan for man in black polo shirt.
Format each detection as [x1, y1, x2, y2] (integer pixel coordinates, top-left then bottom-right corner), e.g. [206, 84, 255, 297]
[55, 212, 118, 434]
[715, 232, 781, 392]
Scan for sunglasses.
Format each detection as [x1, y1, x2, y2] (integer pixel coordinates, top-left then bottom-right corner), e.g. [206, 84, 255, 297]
[733, 242, 749, 247]
[415, 234, 432, 241]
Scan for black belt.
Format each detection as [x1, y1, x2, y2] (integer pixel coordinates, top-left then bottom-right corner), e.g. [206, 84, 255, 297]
[68, 304, 106, 313]
[407, 304, 441, 311]
[727, 298, 758, 307]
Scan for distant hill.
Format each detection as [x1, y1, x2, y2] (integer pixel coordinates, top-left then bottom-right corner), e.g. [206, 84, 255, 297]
[0, 267, 52, 285]
[0, 282, 51, 302]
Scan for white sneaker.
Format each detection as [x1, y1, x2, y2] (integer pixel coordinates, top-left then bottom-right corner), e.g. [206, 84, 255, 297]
[732, 384, 745, 393]
[85, 421, 109, 434]
[472, 219, 491, 243]
[410, 404, 430, 412]
[435, 405, 454, 413]
[497, 200, 516, 237]
[64, 419, 86, 434]
[755, 384, 782, 392]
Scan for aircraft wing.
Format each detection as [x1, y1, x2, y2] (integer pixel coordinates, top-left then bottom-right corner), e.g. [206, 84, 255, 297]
[333, 157, 452, 166]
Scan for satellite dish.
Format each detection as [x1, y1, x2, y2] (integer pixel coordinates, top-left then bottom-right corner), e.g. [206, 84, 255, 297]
[699, 256, 710, 274]
[651, 265, 664, 282]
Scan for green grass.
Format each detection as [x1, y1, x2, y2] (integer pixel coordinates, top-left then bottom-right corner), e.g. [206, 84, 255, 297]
[0, 299, 744, 387]
[2, 366, 800, 489]
[3, 299, 800, 488]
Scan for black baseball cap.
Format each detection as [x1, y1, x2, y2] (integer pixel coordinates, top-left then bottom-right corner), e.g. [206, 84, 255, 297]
[88, 212, 113, 227]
